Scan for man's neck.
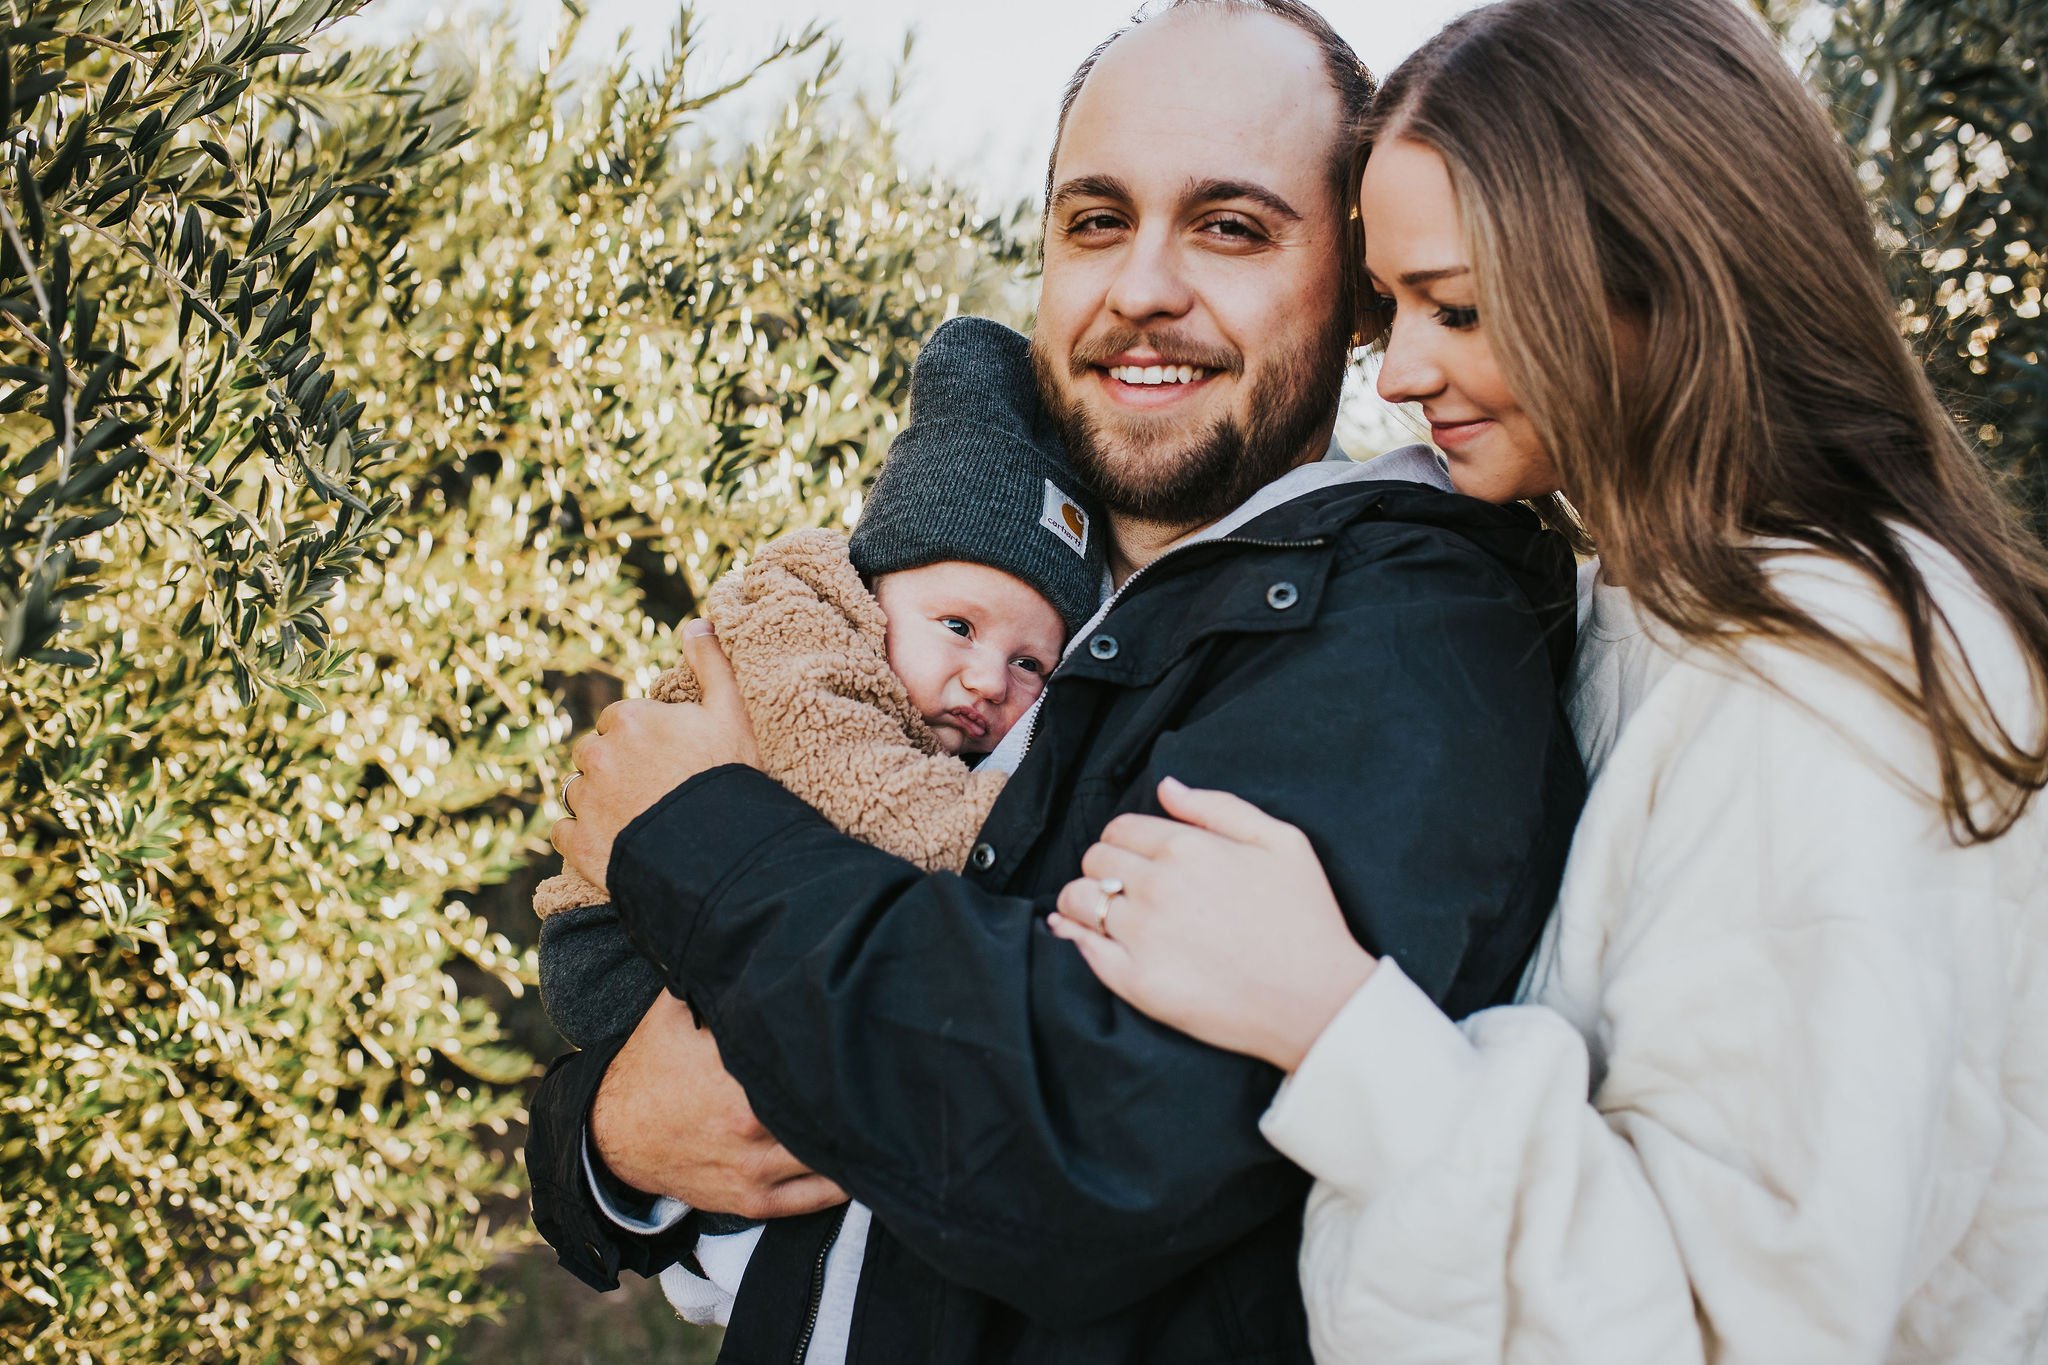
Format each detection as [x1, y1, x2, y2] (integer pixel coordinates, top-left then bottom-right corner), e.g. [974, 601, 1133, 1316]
[1107, 515, 1208, 587]
[1105, 437, 1339, 587]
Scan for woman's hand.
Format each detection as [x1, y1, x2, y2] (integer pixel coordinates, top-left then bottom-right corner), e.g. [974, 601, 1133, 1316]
[1052, 777, 1376, 1072]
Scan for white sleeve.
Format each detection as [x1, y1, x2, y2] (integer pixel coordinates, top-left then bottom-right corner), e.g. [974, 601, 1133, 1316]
[581, 1130, 691, 1234]
[1260, 667, 1992, 1365]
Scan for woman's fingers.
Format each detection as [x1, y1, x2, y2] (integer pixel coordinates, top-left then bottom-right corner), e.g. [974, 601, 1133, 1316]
[1056, 874, 1128, 931]
[1048, 911, 1140, 994]
[1155, 775, 1299, 846]
[1078, 841, 1149, 885]
[1096, 811, 1195, 856]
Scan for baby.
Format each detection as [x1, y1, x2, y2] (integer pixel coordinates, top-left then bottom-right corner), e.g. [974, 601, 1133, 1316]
[534, 313, 1103, 1057]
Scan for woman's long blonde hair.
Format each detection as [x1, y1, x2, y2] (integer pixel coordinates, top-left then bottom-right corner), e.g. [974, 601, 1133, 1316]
[1366, 0, 2048, 840]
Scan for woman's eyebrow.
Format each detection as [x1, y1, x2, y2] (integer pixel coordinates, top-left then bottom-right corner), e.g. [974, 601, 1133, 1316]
[1400, 266, 1472, 285]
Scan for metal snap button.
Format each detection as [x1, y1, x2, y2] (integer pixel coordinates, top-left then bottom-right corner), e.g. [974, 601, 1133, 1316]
[1266, 581, 1299, 610]
[969, 841, 997, 872]
[1088, 634, 1120, 660]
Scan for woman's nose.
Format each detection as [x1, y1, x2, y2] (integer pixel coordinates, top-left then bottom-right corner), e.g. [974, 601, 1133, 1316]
[1374, 314, 1445, 407]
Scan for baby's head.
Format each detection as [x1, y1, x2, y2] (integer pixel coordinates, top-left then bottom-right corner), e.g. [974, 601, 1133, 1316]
[850, 317, 1104, 756]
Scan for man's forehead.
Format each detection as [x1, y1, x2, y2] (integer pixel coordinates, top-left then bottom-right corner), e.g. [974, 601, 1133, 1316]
[1052, 9, 1340, 201]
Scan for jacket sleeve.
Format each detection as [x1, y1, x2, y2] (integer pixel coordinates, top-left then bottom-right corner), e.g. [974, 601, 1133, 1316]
[607, 528, 1575, 1325]
[1258, 651, 2003, 1365]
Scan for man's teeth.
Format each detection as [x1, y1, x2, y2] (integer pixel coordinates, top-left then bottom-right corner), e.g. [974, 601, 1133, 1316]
[1109, 364, 1204, 386]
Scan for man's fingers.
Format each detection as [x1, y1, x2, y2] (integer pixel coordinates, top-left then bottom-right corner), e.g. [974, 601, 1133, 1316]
[744, 1174, 849, 1221]
[681, 620, 745, 720]
[1155, 775, 1292, 846]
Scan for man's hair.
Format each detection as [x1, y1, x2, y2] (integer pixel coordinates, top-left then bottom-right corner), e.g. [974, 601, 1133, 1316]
[1042, 0, 1379, 343]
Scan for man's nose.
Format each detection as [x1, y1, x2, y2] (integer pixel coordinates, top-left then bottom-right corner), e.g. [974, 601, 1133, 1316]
[1104, 227, 1194, 327]
[1374, 314, 1444, 407]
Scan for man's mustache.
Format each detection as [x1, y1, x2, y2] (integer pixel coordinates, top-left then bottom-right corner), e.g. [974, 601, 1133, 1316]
[1064, 328, 1243, 378]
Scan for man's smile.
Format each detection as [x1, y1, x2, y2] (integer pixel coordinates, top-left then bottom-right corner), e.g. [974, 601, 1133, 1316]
[1094, 353, 1221, 410]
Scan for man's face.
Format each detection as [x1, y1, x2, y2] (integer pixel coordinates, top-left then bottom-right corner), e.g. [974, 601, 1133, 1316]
[1033, 9, 1353, 529]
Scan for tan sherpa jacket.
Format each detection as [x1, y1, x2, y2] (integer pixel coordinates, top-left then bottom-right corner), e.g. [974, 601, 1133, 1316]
[533, 527, 1006, 920]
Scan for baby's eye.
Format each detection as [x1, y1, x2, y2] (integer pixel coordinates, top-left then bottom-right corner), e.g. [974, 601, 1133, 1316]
[1011, 656, 1045, 676]
[940, 616, 971, 638]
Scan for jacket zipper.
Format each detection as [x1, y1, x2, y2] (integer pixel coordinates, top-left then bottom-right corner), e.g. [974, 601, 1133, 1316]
[790, 1203, 851, 1365]
[1013, 532, 1330, 767]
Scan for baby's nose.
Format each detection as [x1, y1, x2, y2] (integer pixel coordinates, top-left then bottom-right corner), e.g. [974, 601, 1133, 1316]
[963, 651, 1009, 701]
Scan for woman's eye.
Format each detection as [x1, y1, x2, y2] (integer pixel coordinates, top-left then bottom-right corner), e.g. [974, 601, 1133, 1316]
[940, 617, 971, 638]
[1435, 304, 1480, 331]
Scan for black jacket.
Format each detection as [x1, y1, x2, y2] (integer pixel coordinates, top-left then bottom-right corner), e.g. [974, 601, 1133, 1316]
[528, 480, 1586, 1363]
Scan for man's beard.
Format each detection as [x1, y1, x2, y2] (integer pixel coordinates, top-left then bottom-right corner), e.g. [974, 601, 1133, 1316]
[1031, 315, 1351, 529]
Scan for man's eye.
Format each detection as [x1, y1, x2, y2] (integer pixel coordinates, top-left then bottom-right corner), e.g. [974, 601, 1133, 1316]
[1201, 216, 1262, 242]
[1067, 212, 1124, 235]
[940, 617, 971, 638]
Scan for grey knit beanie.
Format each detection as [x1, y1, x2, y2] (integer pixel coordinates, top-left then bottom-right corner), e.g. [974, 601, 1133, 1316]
[849, 316, 1104, 634]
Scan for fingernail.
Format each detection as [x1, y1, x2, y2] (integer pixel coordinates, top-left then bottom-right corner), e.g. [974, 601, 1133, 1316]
[1160, 775, 1186, 794]
[684, 619, 715, 638]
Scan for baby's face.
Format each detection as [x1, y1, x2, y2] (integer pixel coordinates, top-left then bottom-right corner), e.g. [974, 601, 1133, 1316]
[871, 562, 1067, 756]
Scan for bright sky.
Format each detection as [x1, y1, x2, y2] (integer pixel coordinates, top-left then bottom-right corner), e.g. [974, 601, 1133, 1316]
[343, 0, 1485, 206]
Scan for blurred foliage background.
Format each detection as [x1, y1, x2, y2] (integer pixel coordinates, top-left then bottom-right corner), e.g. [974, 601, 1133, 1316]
[0, 0, 2037, 1361]
[1761, 0, 2046, 533]
[0, 0, 1024, 1359]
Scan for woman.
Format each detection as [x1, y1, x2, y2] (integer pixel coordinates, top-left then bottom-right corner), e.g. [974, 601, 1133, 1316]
[1048, 0, 2048, 1359]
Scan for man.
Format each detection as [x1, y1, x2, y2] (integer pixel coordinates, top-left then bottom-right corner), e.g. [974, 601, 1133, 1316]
[530, 2, 1586, 1360]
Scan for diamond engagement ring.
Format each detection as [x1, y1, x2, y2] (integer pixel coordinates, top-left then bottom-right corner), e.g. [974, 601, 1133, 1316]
[1097, 877, 1125, 938]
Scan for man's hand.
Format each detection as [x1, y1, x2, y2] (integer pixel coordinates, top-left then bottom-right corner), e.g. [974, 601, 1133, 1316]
[590, 992, 848, 1219]
[552, 620, 762, 893]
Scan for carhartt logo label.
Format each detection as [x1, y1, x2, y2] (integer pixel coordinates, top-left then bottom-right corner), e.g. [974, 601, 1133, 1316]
[1040, 480, 1089, 556]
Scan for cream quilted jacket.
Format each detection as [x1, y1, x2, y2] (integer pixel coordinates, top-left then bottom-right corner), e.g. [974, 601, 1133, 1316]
[1263, 543, 2048, 1364]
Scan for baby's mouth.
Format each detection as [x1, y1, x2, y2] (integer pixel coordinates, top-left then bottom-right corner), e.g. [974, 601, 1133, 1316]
[940, 706, 991, 739]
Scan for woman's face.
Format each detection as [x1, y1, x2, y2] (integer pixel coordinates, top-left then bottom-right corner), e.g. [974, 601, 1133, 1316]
[1359, 137, 1564, 504]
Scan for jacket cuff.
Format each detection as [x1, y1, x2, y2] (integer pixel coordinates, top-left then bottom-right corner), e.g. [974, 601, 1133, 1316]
[1257, 958, 1482, 1201]
[609, 764, 823, 984]
[525, 1037, 696, 1291]
[583, 1130, 692, 1233]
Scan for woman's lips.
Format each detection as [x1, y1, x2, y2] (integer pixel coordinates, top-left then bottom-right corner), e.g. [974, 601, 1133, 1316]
[1429, 417, 1496, 450]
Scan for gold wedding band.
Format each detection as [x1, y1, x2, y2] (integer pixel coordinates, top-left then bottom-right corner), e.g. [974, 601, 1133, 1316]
[1097, 877, 1124, 938]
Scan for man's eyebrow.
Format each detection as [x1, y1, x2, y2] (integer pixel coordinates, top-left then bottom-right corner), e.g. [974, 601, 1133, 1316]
[1182, 178, 1303, 223]
[1048, 174, 1135, 214]
[1399, 266, 1472, 286]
